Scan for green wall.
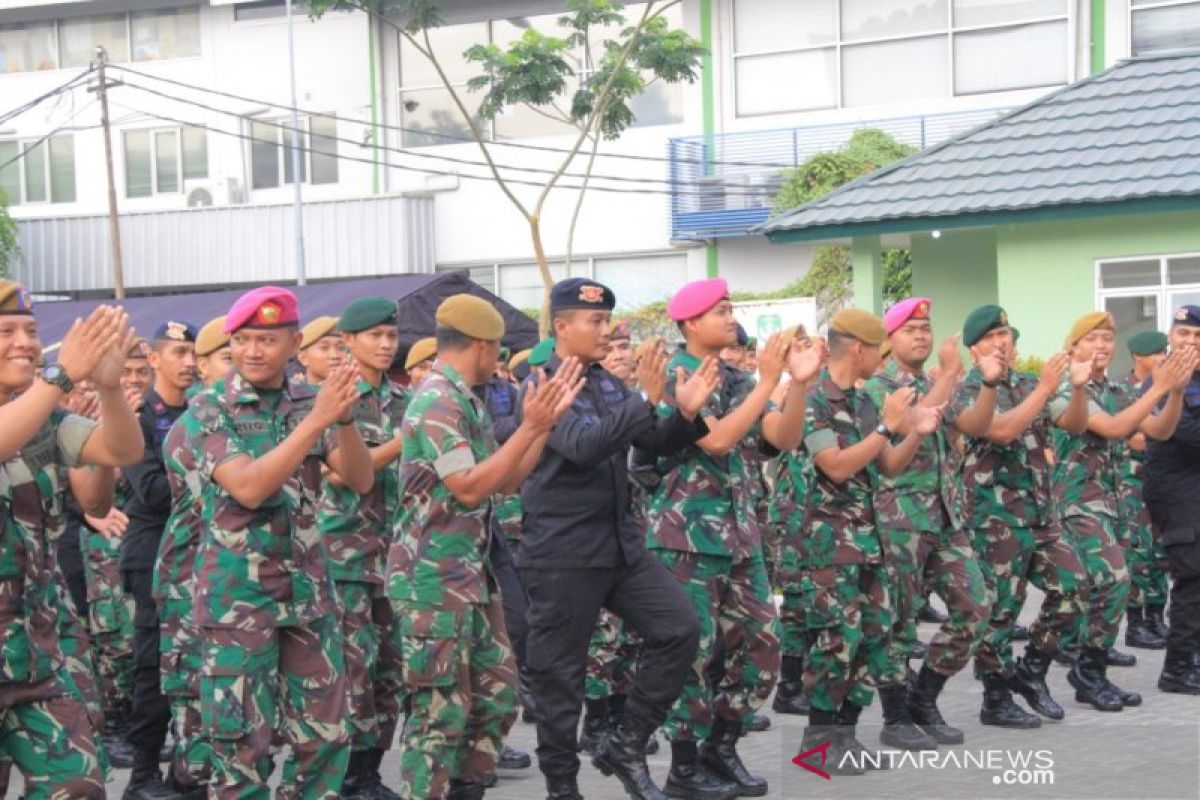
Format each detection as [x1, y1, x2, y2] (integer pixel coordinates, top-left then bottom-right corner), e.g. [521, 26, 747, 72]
[996, 208, 1200, 357]
[910, 228, 998, 351]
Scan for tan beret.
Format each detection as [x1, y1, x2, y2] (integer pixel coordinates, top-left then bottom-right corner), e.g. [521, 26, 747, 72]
[300, 316, 339, 350]
[508, 348, 531, 372]
[405, 337, 437, 371]
[830, 308, 886, 347]
[195, 316, 230, 357]
[0, 281, 33, 315]
[126, 338, 149, 359]
[1065, 310, 1114, 348]
[435, 294, 505, 341]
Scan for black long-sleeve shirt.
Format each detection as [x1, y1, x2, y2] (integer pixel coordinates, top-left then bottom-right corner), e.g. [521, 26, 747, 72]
[1144, 373, 1200, 547]
[119, 387, 187, 572]
[516, 353, 708, 570]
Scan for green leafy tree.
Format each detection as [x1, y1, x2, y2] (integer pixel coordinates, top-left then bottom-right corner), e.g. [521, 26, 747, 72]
[308, 0, 703, 334]
[0, 191, 18, 280]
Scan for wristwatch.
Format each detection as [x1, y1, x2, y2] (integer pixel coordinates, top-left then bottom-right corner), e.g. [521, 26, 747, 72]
[42, 363, 74, 395]
[874, 422, 892, 439]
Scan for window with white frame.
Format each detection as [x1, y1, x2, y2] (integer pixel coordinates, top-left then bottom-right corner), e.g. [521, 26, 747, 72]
[249, 115, 338, 190]
[1131, 0, 1200, 55]
[732, 0, 1070, 117]
[397, 4, 685, 147]
[0, 135, 76, 205]
[56, 6, 200, 68]
[123, 126, 208, 198]
[1096, 253, 1200, 375]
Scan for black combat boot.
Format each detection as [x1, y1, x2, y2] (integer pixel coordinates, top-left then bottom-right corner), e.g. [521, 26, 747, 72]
[1010, 646, 1065, 720]
[498, 744, 532, 770]
[1147, 604, 1170, 642]
[122, 747, 184, 800]
[1067, 647, 1124, 711]
[593, 712, 671, 800]
[772, 654, 810, 715]
[698, 717, 768, 796]
[746, 713, 771, 732]
[908, 665, 964, 745]
[1125, 606, 1166, 649]
[1106, 647, 1137, 667]
[664, 740, 739, 800]
[545, 775, 584, 800]
[878, 684, 937, 751]
[1158, 648, 1200, 695]
[836, 702, 888, 770]
[340, 750, 371, 799]
[1053, 644, 1080, 667]
[578, 697, 611, 755]
[446, 780, 484, 800]
[979, 674, 1041, 729]
[798, 708, 861, 777]
[359, 747, 401, 800]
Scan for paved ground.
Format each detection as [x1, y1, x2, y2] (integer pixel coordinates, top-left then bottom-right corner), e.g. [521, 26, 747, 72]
[56, 591, 1200, 799]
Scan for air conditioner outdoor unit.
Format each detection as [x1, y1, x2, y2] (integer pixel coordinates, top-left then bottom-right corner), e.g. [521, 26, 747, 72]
[184, 177, 247, 207]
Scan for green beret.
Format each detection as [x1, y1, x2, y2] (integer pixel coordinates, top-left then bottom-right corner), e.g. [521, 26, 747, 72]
[830, 308, 886, 346]
[528, 337, 556, 367]
[338, 296, 398, 333]
[963, 305, 1009, 347]
[435, 294, 505, 341]
[1128, 330, 1168, 356]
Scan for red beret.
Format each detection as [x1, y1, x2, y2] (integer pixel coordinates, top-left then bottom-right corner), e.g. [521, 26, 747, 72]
[883, 296, 932, 335]
[224, 286, 300, 333]
[667, 278, 729, 322]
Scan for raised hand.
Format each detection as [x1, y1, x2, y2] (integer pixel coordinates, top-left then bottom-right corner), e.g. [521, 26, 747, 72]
[1168, 349, 1200, 390]
[636, 348, 668, 406]
[674, 356, 720, 419]
[57, 306, 126, 384]
[757, 333, 788, 385]
[90, 312, 137, 390]
[910, 403, 945, 436]
[123, 383, 145, 413]
[522, 357, 584, 434]
[978, 351, 1005, 384]
[938, 333, 964, 375]
[882, 386, 917, 434]
[312, 363, 361, 428]
[64, 382, 101, 420]
[1068, 352, 1095, 388]
[85, 507, 128, 539]
[788, 337, 826, 384]
[1038, 352, 1069, 392]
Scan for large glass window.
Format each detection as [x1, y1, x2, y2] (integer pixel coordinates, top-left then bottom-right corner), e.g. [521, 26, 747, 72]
[60, 14, 129, 67]
[0, 136, 76, 205]
[732, 0, 1069, 117]
[1132, 1, 1200, 55]
[131, 7, 200, 62]
[3, 6, 199, 73]
[123, 126, 207, 198]
[0, 22, 57, 73]
[1097, 252, 1200, 375]
[250, 116, 338, 190]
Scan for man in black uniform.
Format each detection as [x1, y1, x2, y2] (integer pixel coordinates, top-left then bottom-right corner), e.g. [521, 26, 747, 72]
[1147, 305, 1200, 694]
[120, 321, 198, 800]
[517, 278, 719, 800]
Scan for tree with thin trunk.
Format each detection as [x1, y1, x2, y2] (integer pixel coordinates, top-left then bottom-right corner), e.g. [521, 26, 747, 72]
[308, 0, 703, 334]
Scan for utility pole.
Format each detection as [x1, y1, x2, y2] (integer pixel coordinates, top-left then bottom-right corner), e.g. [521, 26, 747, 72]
[90, 47, 125, 299]
[285, 0, 307, 286]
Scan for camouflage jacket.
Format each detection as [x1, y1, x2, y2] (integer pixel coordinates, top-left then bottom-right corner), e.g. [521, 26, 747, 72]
[799, 370, 882, 567]
[945, 367, 1066, 530]
[155, 412, 202, 606]
[1116, 374, 1152, 527]
[646, 351, 771, 561]
[388, 362, 497, 611]
[317, 378, 409, 585]
[186, 370, 337, 628]
[477, 377, 522, 543]
[862, 361, 958, 532]
[0, 409, 96, 684]
[1052, 375, 1121, 520]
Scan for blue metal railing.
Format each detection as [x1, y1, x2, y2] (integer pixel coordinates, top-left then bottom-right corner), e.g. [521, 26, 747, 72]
[669, 106, 1007, 240]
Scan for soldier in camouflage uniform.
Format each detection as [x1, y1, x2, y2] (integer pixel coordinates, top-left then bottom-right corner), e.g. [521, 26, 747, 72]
[80, 490, 135, 731]
[943, 305, 1094, 729]
[1119, 331, 1173, 649]
[157, 316, 231, 797]
[318, 297, 409, 799]
[0, 291, 146, 798]
[862, 298, 995, 747]
[297, 317, 346, 385]
[793, 309, 935, 774]
[387, 294, 579, 800]
[1053, 312, 1192, 711]
[650, 278, 820, 798]
[186, 286, 374, 800]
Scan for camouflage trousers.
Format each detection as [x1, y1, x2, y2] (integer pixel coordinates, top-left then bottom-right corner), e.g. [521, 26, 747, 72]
[334, 580, 405, 752]
[0, 670, 106, 800]
[1062, 514, 1130, 651]
[1124, 520, 1170, 609]
[882, 527, 991, 682]
[584, 609, 639, 702]
[779, 591, 807, 660]
[800, 562, 892, 713]
[397, 595, 517, 800]
[655, 550, 779, 741]
[58, 606, 107, 744]
[82, 531, 135, 716]
[200, 615, 351, 800]
[971, 525, 1087, 678]
[160, 598, 210, 790]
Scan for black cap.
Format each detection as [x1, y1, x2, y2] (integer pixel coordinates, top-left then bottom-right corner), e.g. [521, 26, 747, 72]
[152, 321, 197, 342]
[550, 278, 616, 315]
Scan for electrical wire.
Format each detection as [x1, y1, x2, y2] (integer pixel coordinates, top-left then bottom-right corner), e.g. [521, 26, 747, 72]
[0, 99, 100, 173]
[0, 68, 95, 128]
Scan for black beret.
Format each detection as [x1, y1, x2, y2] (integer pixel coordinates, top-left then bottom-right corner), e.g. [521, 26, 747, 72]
[550, 278, 615, 314]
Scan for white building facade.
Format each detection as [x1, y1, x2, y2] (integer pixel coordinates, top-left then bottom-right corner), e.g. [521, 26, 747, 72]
[1, 0, 1196, 307]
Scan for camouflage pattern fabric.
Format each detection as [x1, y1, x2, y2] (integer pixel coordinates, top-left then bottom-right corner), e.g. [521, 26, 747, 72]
[655, 550, 779, 741]
[81, 521, 134, 719]
[1116, 375, 1170, 609]
[55, 599, 107, 769]
[584, 610, 638, 702]
[772, 449, 810, 660]
[334, 581, 405, 751]
[799, 563, 892, 713]
[0, 676, 105, 800]
[388, 361, 517, 795]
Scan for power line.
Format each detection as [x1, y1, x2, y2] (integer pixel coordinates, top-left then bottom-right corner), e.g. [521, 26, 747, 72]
[109, 99, 777, 200]
[0, 100, 100, 174]
[0, 68, 95, 128]
[114, 76, 769, 194]
[106, 62, 799, 170]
